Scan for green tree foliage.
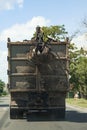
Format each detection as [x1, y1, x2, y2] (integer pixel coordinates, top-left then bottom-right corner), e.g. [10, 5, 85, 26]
[75, 57, 87, 98]
[69, 45, 87, 99]
[33, 25, 68, 42]
[42, 25, 68, 42]
[0, 80, 5, 96]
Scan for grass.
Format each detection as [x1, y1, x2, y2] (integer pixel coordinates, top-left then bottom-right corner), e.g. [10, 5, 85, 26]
[0, 101, 3, 103]
[66, 98, 87, 108]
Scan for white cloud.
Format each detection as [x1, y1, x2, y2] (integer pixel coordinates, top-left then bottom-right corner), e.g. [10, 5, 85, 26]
[0, 16, 50, 42]
[72, 33, 87, 50]
[0, 51, 8, 83]
[0, 0, 24, 10]
[0, 16, 50, 83]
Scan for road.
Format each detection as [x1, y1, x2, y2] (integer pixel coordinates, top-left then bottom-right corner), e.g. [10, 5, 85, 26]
[0, 96, 87, 130]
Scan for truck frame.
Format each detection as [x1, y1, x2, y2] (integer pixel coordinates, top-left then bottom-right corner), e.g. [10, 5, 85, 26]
[7, 34, 69, 119]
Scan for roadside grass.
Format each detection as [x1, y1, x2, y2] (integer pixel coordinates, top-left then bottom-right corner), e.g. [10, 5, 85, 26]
[0, 100, 3, 103]
[0, 101, 3, 103]
[66, 98, 87, 108]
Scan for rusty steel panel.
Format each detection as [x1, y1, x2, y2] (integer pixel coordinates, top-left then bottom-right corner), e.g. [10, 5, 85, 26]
[10, 76, 36, 89]
[10, 44, 31, 58]
[48, 44, 67, 57]
[8, 41, 69, 91]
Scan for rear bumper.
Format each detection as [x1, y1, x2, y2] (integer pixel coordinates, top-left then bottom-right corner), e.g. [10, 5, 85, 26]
[10, 106, 65, 113]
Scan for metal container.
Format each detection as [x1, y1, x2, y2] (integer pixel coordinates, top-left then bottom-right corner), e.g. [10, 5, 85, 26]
[7, 39, 69, 119]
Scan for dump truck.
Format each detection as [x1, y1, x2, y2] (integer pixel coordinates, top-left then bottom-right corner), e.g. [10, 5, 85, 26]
[7, 27, 69, 119]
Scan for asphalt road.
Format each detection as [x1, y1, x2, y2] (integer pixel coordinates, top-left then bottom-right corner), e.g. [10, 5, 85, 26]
[0, 96, 87, 130]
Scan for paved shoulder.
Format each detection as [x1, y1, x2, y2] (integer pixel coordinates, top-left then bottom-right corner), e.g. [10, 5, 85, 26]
[66, 103, 87, 113]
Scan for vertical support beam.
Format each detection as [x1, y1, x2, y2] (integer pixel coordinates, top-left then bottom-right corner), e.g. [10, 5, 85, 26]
[7, 42, 11, 88]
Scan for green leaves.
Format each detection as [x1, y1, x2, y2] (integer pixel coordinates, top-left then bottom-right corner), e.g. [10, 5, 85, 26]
[42, 25, 68, 41]
[33, 25, 68, 42]
[69, 45, 87, 98]
[0, 80, 5, 96]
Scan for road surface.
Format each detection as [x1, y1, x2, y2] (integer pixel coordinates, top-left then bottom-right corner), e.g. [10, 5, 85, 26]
[0, 96, 87, 130]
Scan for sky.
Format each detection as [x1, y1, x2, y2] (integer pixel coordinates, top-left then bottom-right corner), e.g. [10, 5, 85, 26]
[0, 0, 87, 83]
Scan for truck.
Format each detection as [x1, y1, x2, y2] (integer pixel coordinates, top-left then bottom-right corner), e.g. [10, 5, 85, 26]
[7, 27, 69, 119]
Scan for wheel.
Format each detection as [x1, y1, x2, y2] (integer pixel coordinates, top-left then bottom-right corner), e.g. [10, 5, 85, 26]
[49, 108, 65, 120]
[10, 108, 23, 119]
[10, 108, 17, 119]
[54, 108, 65, 119]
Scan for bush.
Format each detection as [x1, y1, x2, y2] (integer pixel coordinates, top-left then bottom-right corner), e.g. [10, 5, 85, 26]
[2, 91, 8, 96]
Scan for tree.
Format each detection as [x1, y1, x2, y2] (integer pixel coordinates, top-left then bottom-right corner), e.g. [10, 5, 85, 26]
[75, 57, 87, 98]
[83, 18, 87, 28]
[0, 80, 5, 96]
[69, 43, 79, 91]
[69, 45, 87, 99]
[42, 25, 68, 41]
[33, 25, 68, 42]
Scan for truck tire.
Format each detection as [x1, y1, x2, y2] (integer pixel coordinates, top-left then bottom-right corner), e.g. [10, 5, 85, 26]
[10, 108, 17, 119]
[10, 108, 23, 119]
[50, 108, 65, 119]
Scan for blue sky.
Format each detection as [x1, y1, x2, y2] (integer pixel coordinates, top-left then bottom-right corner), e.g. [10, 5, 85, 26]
[0, 0, 87, 33]
[0, 0, 87, 83]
